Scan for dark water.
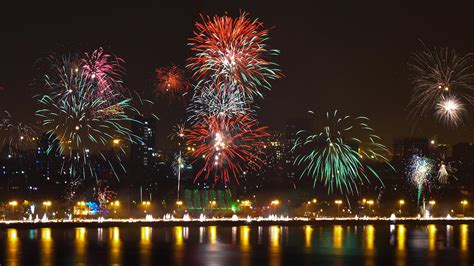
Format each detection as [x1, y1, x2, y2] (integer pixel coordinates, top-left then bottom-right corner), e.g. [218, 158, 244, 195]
[0, 224, 472, 265]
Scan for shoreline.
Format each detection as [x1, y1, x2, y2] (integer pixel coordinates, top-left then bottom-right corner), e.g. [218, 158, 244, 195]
[1, 217, 474, 229]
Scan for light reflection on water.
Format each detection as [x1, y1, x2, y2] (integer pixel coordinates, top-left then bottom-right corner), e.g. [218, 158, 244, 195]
[364, 225, 375, 266]
[269, 225, 281, 266]
[0, 224, 472, 265]
[109, 227, 121, 265]
[41, 228, 53, 266]
[140, 227, 152, 265]
[240, 225, 251, 266]
[75, 227, 86, 263]
[396, 225, 406, 266]
[7, 229, 19, 266]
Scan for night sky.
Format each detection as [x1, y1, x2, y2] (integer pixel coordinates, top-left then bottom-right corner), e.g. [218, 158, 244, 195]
[1, 0, 474, 149]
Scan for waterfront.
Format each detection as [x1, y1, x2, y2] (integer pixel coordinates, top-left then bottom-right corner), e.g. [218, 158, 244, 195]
[0, 224, 472, 265]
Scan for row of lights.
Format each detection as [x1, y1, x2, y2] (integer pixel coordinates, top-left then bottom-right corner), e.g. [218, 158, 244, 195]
[4, 199, 470, 214]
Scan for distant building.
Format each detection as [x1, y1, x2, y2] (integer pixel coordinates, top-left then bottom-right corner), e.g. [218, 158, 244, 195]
[264, 130, 286, 165]
[431, 143, 452, 160]
[131, 117, 157, 168]
[393, 137, 429, 159]
[129, 117, 159, 201]
[452, 142, 474, 164]
[284, 117, 314, 189]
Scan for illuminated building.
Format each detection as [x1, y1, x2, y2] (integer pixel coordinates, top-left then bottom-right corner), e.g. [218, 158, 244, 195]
[131, 117, 157, 167]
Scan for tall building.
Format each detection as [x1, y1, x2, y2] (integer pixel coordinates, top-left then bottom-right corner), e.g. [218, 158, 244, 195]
[129, 117, 159, 202]
[265, 130, 286, 165]
[284, 117, 314, 189]
[131, 117, 157, 167]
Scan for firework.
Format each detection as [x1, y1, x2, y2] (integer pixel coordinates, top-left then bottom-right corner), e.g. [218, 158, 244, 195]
[437, 160, 457, 185]
[95, 182, 117, 208]
[188, 13, 281, 99]
[81, 47, 125, 95]
[172, 152, 186, 176]
[292, 110, 391, 196]
[406, 154, 434, 205]
[408, 45, 474, 120]
[43, 54, 83, 95]
[185, 114, 269, 184]
[36, 77, 142, 180]
[154, 65, 190, 101]
[0, 111, 36, 156]
[168, 123, 186, 144]
[64, 177, 83, 203]
[187, 82, 253, 124]
[43, 52, 124, 106]
[435, 94, 465, 127]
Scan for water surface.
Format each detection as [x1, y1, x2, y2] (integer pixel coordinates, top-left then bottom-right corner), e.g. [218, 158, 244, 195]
[0, 224, 472, 265]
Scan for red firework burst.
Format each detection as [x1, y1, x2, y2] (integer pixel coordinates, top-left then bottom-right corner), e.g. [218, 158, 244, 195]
[81, 47, 125, 95]
[154, 65, 190, 100]
[185, 114, 269, 185]
[188, 13, 281, 98]
[95, 183, 117, 208]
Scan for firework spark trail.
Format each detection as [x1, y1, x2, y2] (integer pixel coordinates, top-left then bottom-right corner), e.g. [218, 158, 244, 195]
[36, 75, 142, 180]
[95, 182, 117, 208]
[0, 111, 36, 156]
[43, 51, 125, 106]
[187, 82, 253, 125]
[407, 154, 434, 205]
[408, 44, 474, 126]
[188, 12, 282, 100]
[43, 54, 83, 95]
[185, 114, 269, 185]
[169, 123, 186, 141]
[436, 160, 458, 185]
[81, 47, 125, 96]
[292, 110, 392, 196]
[154, 64, 190, 101]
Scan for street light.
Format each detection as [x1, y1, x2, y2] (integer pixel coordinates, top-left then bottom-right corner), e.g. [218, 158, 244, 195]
[305, 201, 311, 214]
[210, 200, 217, 217]
[334, 200, 343, 216]
[176, 200, 183, 212]
[399, 200, 405, 214]
[428, 200, 436, 216]
[110, 200, 120, 218]
[43, 201, 52, 215]
[367, 200, 374, 214]
[9, 201, 18, 217]
[461, 200, 468, 216]
[271, 200, 280, 214]
[142, 201, 151, 214]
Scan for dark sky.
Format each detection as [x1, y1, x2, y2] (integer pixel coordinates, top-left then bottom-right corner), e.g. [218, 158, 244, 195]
[1, 0, 474, 148]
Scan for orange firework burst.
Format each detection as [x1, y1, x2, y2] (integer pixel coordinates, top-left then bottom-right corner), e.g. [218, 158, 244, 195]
[154, 64, 190, 101]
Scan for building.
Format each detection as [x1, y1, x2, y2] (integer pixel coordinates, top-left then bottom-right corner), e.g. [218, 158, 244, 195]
[129, 117, 159, 202]
[264, 130, 286, 165]
[452, 142, 474, 164]
[284, 117, 314, 189]
[393, 137, 429, 159]
[431, 143, 452, 160]
[131, 117, 157, 168]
